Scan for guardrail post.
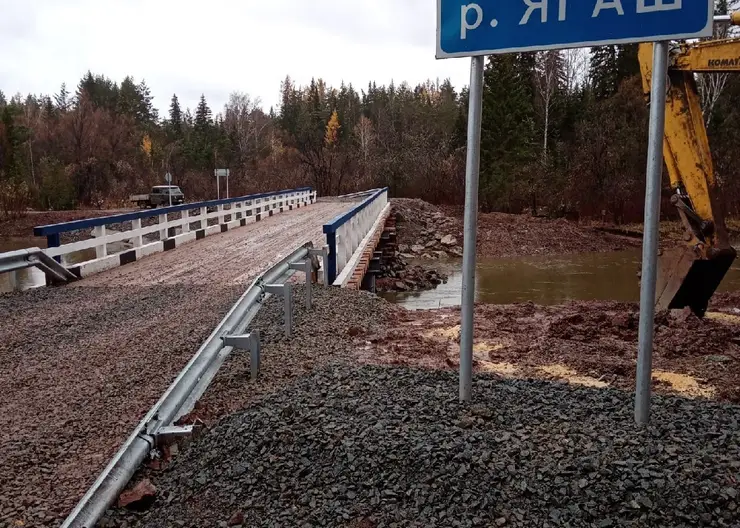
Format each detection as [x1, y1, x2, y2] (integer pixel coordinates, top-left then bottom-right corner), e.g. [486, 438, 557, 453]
[131, 219, 143, 247]
[309, 246, 329, 287]
[182, 209, 190, 234]
[93, 226, 107, 258]
[223, 331, 261, 381]
[264, 283, 293, 338]
[158, 214, 167, 241]
[249, 331, 261, 380]
[289, 258, 315, 310]
[284, 284, 293, 337]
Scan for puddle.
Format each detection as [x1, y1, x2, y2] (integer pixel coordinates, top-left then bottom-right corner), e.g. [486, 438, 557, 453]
[384, 249, 740, 309]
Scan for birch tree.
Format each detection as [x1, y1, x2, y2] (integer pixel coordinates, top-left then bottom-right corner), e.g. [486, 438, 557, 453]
[535, 50, 565, 165]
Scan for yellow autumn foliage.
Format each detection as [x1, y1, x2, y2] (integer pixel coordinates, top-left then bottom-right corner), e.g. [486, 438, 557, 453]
[141, 134, 152, 157]
[325, 110, 340, 147]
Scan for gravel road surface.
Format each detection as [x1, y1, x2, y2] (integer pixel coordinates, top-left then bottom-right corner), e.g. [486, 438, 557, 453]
[0, 201, 355, 527]
[80, 201, 352, 287]
[109, 365, 740, 528]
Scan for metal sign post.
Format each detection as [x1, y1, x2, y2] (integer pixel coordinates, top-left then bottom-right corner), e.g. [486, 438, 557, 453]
[215, 169, 230, 200]
[437, 0, 714, 403]
[635, 42, 669, 425]
[459, 56, 484, 402]
[165, 172, 173, 207]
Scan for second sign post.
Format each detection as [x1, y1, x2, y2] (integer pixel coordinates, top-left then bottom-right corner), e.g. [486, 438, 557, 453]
[436, 0, 714, 424]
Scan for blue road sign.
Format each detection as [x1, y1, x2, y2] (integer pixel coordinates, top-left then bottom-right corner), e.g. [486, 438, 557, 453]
[437, 0, 714, 58]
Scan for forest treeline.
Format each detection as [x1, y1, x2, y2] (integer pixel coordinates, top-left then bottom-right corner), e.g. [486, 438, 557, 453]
[1, 2, 738, 223]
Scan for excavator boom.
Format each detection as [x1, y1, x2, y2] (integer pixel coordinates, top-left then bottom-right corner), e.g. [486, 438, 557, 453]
[638, 26, 739, 317]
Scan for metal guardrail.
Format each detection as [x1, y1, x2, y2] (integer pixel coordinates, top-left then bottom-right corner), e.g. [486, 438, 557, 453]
[0, 247, 77, 284]
[33, 187, 315, 263]
[330, 188, 381, 202]
[61, 242, 328, 528]
[322, 188, 389, 284]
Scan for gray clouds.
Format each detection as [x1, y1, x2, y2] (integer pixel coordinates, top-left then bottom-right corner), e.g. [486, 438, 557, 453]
[0, 0, 469, 114]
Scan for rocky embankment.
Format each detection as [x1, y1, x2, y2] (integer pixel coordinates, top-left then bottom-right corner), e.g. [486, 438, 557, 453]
[376, 199, 462, 293]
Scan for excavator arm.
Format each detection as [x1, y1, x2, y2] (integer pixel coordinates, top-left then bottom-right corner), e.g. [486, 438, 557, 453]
[638, 25, 739, 317]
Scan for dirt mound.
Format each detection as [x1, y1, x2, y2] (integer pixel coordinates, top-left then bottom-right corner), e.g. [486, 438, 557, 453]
[391, 199, 639, 260]
[477, 212, 640, 258]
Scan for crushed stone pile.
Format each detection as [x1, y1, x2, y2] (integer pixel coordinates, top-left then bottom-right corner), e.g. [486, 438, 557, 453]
[109, 365, 740, 528]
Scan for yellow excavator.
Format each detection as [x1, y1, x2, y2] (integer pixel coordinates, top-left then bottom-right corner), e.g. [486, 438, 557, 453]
[638, 12, 740, 317]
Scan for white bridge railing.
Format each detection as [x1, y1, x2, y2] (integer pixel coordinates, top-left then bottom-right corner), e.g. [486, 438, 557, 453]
[32, 187, 316, 279]
[322, 188, 389, 285]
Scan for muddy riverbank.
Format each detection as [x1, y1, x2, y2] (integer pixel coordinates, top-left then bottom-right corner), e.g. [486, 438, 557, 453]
[358, 294, 740, 403]
[391, 198, 640, 260]
[379, 199, 641, 293]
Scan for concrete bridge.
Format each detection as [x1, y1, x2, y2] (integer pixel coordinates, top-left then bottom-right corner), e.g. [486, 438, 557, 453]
[0, 186, 390, 527]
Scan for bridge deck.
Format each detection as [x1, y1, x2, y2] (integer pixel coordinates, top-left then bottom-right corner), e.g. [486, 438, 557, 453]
[0, 200, 354, 528]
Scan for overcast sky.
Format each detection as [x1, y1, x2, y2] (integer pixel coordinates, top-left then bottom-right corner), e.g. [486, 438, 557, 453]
[0, 0, 471, 116]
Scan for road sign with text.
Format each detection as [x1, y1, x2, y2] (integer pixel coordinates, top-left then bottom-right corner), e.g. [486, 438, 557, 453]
[437, 0, 713, 58]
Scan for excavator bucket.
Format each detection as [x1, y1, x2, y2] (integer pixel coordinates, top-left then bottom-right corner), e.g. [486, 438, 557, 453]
[655, 246, 737, 317]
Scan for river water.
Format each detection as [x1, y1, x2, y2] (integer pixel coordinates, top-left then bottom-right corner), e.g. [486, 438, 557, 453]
[382, 249, 740, 310]
[0, 237, 96, 294]
[6, 236, 740, 307]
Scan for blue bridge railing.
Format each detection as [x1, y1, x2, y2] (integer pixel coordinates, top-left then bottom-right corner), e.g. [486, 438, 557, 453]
[323, 188, 389, 284]
[34, 187, 315, 265]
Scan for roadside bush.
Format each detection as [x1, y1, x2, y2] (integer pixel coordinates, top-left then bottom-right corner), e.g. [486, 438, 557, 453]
[37, 157, 76, 210]
[0, 176, 30, 220]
